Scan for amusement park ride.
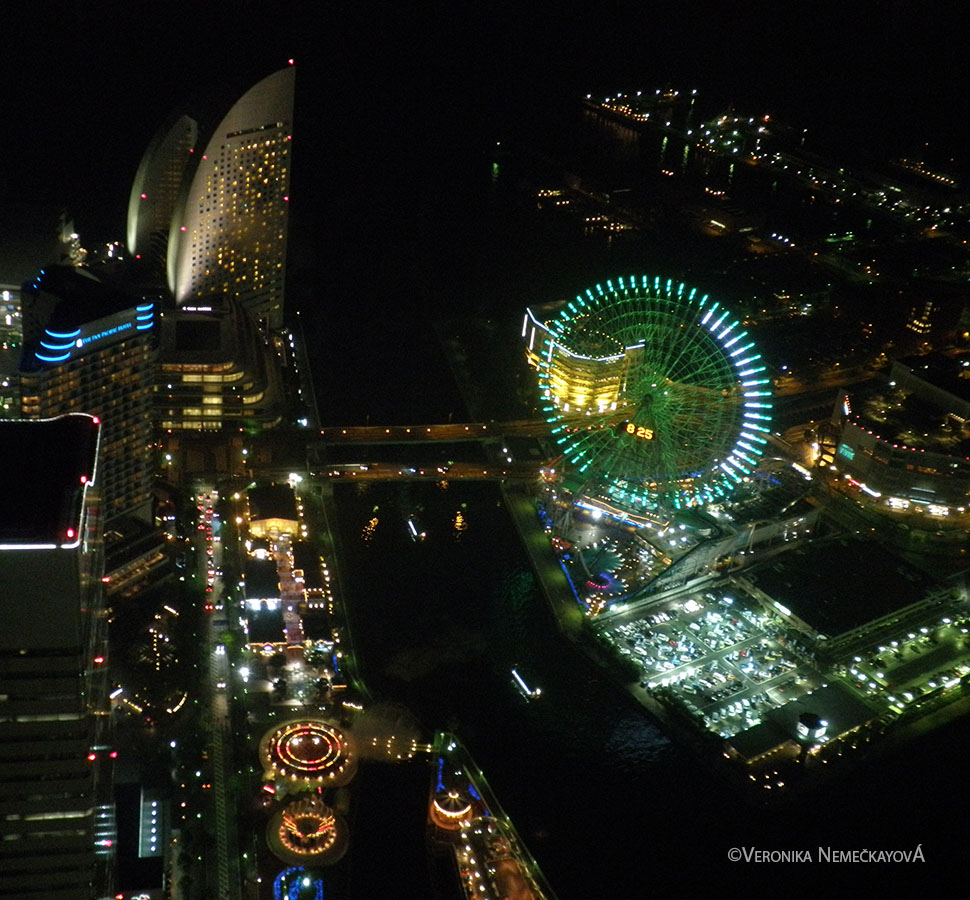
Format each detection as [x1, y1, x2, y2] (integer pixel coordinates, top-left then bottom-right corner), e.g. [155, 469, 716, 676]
[526, 276, 774, 606]
[529, 275, 773, 525]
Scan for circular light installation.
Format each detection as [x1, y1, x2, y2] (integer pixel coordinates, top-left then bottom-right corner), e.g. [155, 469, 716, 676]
[273, 866, 325, 900]
[281, 800, 336, 852]
[276, 724, 341, 773]
[430, 789, 473, 831]
[536, 275, 773, 510]
[270, 797, 347, 865]
[268, 797, 348, 866]
[266, 796, 348, 866]
[259, 720, 357, 788]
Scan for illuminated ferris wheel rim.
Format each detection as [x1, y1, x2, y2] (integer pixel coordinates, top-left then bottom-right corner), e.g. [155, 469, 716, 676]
[541, 276, 754, 364]
[536, 275, 773, 508]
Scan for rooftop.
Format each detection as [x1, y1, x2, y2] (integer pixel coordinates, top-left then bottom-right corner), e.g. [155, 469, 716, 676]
[0, 414, 99, 545]
[747, 537, 934, 638]
[25, 264, 142, 331]
[157, 296, 258, 366]
[247, 483, 298, 523]
[292, 541, 325, 590]
[845, 380, 970, 458]
[246, 608, 284, 643]
[766, 682, 877, 738]
[894, 353, 970, 405]
[243, 556, 280, 601]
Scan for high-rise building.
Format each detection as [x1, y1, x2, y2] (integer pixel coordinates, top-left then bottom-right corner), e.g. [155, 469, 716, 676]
[126, 114, 198, 276]
[833, 355, 970, 509]
[128, 65, 295, 333]
[0, 283, 23, 416]
[19, 266, 156, 524]
[155, 296, 283, 431]
[0, 413, 113, 899]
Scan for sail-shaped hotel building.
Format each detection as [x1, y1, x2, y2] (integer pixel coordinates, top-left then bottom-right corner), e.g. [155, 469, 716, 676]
[127, 64, 295, 334]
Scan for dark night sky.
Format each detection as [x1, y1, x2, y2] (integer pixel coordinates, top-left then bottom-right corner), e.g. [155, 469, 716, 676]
[1, 1, 967, 245]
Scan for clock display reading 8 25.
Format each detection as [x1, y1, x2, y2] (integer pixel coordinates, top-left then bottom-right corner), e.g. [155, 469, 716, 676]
[617, 420, 654, 440]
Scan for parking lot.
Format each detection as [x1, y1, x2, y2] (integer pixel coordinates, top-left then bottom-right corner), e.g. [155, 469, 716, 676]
[835, 616, 970, 715]
[599, 587, 821, 739]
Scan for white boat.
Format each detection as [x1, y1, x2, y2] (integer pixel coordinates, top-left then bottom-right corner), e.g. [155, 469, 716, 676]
[511, 667, 542, 700]
[406, 516, 426, 542]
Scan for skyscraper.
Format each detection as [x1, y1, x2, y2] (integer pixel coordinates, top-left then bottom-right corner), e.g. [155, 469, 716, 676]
[19, 266, 156, 524]
[155, 295, 283, 432]
[128, 65, 295, 333]
[0, 283, 23, 416]
[0, 413, 113, 899]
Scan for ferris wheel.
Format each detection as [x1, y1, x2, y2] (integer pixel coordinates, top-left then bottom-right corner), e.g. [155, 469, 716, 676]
[536, 275, 773, 511]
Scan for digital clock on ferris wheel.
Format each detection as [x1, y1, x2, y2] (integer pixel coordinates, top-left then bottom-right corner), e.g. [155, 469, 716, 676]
[617, 421, 655, 441]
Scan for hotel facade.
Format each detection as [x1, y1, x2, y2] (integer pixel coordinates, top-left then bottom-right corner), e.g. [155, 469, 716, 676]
[128, 65, 295, 334]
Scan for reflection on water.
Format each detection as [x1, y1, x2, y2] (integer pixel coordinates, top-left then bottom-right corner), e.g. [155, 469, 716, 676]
[605, 713, 670, 768]
[333, 476, 970, 893]
[334, 480, 714, 898]
[314, 92, 970, 894]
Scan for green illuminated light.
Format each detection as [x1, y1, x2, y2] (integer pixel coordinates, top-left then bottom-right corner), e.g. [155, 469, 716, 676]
[535, 275, 772, 511]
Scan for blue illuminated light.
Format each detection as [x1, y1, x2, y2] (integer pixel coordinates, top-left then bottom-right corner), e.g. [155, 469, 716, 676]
[45, 328, 81, 340]
[78, 321, 133, 346]
[273, 866, 324, 900]
[466, 782, 487, 812]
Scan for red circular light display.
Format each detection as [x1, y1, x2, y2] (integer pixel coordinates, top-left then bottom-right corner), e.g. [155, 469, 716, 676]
[259, 719, 357, 787]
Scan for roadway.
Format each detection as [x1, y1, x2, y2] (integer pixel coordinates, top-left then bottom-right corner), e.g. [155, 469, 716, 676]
[164, 367, 873, 490]
[196, 486, 244, 900]
[315, 419, 551, 444]
[311, 365, 874, 454]
[316, 460, 540, 481]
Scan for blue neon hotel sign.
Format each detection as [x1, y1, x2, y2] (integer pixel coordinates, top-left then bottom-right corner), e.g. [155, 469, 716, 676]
[36, 304, 154, 364]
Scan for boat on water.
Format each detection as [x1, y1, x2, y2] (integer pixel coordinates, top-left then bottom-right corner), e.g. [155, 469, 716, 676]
[406, 515, 426, 542]
[511, 667, 542, 701]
